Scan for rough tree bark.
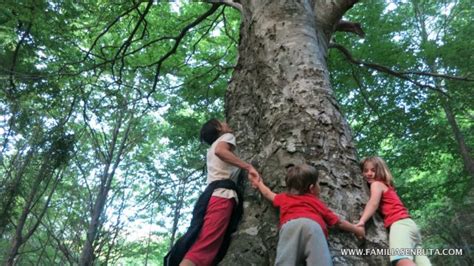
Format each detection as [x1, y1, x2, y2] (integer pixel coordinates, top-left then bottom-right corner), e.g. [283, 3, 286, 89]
[220, 1, 388, 265]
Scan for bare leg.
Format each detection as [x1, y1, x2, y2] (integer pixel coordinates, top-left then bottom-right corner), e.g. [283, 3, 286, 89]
[395, 258, 416, 266]
[179, 258, 196, 266]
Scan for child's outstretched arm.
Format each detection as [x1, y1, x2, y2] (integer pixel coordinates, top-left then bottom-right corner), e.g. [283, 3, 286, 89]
[215, 141, 261, 186]
[256, 180, 276, 202]
[335, 220, 365, 239]
[356, 182, 384, 227]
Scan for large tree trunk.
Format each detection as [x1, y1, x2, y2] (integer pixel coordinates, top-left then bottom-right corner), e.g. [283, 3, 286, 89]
[79, 181, 110, 266]
[221, 1, 388, 265]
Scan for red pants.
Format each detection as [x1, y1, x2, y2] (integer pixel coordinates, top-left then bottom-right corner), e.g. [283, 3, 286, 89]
[183, 196, 235, 266]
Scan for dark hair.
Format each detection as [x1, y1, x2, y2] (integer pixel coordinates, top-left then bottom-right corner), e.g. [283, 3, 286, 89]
[200, 118, 221, 145]
[285, 164, 318, 194]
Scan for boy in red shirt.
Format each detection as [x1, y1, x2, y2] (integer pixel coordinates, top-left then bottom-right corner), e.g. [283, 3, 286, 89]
[256, 164, 364, 266]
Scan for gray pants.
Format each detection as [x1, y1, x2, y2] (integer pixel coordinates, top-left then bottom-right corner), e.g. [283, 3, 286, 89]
[275, 218, 333, 266]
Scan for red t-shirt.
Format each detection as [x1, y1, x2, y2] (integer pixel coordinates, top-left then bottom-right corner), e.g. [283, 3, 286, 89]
[378, 184, 410, 228]
[273, 193, 340, 238]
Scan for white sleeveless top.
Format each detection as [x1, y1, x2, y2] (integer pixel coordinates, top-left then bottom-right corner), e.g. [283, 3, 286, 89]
[207, 133, 239, 201]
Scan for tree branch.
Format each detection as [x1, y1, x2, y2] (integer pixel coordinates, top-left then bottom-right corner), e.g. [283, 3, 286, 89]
[112, 0, 154, 83]
[149, 3, 221, 97]
[186, 8, 225, 65]
[399, 70, 474, 82]
[208, 0, 243, 13]
[23, 171, 63, 242]
[329, 42, 462, 97]
[82, 1, 143, 61]
[8, 21, 32, 96]
[335, 20, 365, 38]
[349, 66, 387, 140]
[314, 0, 360, 32]
[40, 218, 75, 264]
[222, 6, 239, 45]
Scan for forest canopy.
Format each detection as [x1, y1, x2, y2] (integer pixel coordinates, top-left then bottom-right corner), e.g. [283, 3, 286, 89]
[0, 0, 472, 265]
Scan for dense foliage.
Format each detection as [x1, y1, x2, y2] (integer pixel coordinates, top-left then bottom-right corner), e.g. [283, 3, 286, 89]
[0, 0, 472, 265]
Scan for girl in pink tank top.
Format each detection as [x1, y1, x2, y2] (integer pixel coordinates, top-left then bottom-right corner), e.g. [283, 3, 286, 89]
[356, 156, 431, 266]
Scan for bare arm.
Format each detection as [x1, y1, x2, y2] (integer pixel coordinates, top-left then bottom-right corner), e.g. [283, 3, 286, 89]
[215, 141, 260, 185]
[336, 220, 365, 239]
[256, 180, 276, 202]
[356, 182, 384, 226]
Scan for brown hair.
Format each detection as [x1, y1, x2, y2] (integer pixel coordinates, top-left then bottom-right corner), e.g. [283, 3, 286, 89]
[285, 164, 318, 194]
[360, 156, 394, 187]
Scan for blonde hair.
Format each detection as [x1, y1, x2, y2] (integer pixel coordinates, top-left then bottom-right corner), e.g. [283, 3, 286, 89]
[360, 156, 394, 187]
